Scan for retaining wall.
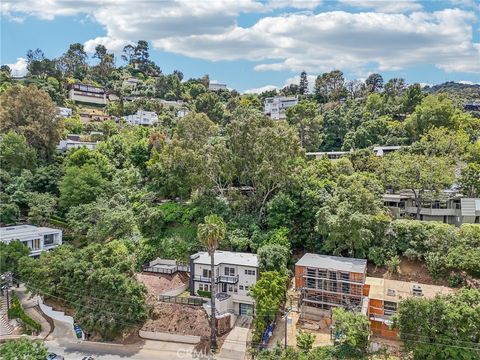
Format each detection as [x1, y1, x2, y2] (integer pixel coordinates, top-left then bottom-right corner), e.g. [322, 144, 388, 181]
[37, 298, 74, 326]
[139, 330, 200, 344]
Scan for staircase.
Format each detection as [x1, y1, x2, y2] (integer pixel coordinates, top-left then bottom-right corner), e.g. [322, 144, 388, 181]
[0, 295, 14, 336]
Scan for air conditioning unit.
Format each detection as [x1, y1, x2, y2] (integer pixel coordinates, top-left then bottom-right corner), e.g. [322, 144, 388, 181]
[412, 284, 423, 296]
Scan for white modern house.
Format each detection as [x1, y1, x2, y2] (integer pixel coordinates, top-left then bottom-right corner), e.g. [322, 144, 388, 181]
[208, 83, 227, 91]
[0, 225, 62, 257]
[264, 96, 298, 119]
[57, 134, 97, 152]
[384, 190, 480, 226]
[123, 110, 158, 126]
[57, 107, 72, 118]
[68, 84, 107, 105]
[189, 251, 258, 316]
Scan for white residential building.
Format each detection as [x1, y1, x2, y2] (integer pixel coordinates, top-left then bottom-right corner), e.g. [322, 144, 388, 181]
[189, 251, 258, 316]
[0, 225, 62, 257]
[57, 134, 97, 152]
[264, 96, 298, 119]
[208, 83, 227, 91]
[57, 107, 72, 118]
[123, 110, 158, 126]
[68, 84, 107, 105]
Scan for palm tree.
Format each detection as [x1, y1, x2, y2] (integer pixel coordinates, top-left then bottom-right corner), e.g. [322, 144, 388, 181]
[197, 214, 227, 350]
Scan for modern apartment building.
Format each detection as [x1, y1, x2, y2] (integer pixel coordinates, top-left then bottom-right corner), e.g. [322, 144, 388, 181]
[0, 225, 62, 257]
[189, 251, 258, 316]
[384, 191, 480, 226]
[68, 84, 107, 105]
[264, 96, 298, 119]
[365, 277, 454, 339]
[123, 110, 159, 126]
[208, 83, 227, 91]
[295, 254, 368, 320]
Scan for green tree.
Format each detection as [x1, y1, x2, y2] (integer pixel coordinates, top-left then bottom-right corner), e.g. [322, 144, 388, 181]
[0, 85, 63, 159]
[314, 70, 346, 103]
[0, 240, 30, 275]
[197, 214, 227, 349]
[194, 92, 225, 124]
[316, 173, 390, 258]
[0, 131, 36, 175]
[459, 162, 480, 197]
[59, 163, 110, 209]
[59, 43, 88, 79]
[250, 271, 288, 340]
[286, 100, 322, 150]
[395, 288, 480, 360]
[332, 307, 370, 357]
[296, 330, 316, 353]
[257, 244, 289, 273]
[20, 241, 148, 340]
[299, 71, 309, 95]
[27, 192, 57, 225]
[401, 83, 424, 114]
[0, 339, 48, 360]
[377, 153, 455, 218]
[365, 73, 384, 93]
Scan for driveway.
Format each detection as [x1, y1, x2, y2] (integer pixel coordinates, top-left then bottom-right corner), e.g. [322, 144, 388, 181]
[218, 316, 252, 360]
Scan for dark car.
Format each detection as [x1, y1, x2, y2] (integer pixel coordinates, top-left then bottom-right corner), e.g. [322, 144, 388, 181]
[81, 357, 95, 360]
[46, 354, 64, 360]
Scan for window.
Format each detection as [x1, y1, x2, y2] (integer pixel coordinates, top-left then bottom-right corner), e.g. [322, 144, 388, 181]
[340, 272, 349, 281]
[307, 268, 316, 277]
[239, 285, 244, 290]
[342, 283, 350, 294]
[44, 234, 55, 246]
[318, 269, 327, 278]
[384, 301, 397, 315]
[245, 269, 255, 276]
[224, 267, 235, 276]
[229, 286, 233, 292]
[329, 272, 337, 280]
[330, 282, 337, 292]
[202, 269, 212, 278]
[33, 239, 41, 250]
[412, 285, 423, 296]
[306, 278, 316, 289]
[387, 288, 396, 296]
[245, 286, 249, 291]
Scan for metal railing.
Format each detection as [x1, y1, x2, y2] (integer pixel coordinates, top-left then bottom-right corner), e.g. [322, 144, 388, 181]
[143, 263, 190, 274]
[158, 294, 206, 306]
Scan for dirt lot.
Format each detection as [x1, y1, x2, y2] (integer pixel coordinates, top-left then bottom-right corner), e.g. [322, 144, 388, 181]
[136, 272, 189, 298]
[367, 257, 448, 286]
[142, 302, 211, 337]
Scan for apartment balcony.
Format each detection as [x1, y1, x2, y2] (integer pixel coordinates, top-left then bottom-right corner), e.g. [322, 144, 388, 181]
[405, 207, 459, 216]
[216, 275, 239, 284]
[192, 275, 239, 284]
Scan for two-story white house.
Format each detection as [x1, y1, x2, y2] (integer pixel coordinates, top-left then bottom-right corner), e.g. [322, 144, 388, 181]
[0, 225, 62, 257]
[123, 110, 159, 126]
[264, 96, 298, 119]
[189, 251, 258, 316]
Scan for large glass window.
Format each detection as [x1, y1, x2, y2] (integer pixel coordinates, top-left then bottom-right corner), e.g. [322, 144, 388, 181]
[44, 234, 55, 246]
[202, 269, 212, 278]
[224, 267, 235, 276]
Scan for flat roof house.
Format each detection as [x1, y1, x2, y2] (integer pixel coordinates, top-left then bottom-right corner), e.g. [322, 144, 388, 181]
[189, 251, 258, 316]
[0, 225, 62, 257]
[123, 110, 158, 126]
[383, 191, 480, 226]
[295, 253, 368, 321]
[208, 83, 227, 91]
[68, 84, 107, 106]
[264, 96, 298, 120]
[365, 277, 454, 339]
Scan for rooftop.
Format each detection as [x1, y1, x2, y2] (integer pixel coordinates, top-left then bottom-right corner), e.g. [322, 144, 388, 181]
[1, 225, 61, 242]
[366, 277, 454, 302]
[296, 253, 367, 273]
[191, 251, 258, 268]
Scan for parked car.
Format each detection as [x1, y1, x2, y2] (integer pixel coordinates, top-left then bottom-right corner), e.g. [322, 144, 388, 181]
[73, 323, 83, 338]
[81, 357, 95, 360]
[46, 354, 64, 360]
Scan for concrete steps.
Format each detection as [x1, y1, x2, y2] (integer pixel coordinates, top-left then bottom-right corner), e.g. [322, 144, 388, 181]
[0, 295, 14, 336]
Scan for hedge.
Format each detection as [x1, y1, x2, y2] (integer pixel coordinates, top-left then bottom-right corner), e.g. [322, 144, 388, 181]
[7, 293, 41, 333]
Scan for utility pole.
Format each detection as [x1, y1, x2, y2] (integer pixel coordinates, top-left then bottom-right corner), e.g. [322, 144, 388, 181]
[284, 308, 291, 349]
[1, 272, 13, 313]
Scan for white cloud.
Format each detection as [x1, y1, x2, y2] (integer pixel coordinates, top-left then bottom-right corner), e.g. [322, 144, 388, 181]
[2, 1, 479, 75]
[6, 57, 28, 77]
[243, 85, 278, 94]
[339, 0, 423, 13]
[457, 80, 480, 85]
[84, 36, 132, 53]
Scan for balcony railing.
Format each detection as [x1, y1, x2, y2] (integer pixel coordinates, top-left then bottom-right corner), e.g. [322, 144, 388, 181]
[217, 275, 239, 284]
[192, 275, 239, 284]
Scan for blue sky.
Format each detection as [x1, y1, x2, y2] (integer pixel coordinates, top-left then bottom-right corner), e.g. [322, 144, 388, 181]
[1, 0, 479, 92]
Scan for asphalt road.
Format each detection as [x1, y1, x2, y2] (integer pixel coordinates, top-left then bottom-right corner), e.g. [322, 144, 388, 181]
[45, 338, 206, 360]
